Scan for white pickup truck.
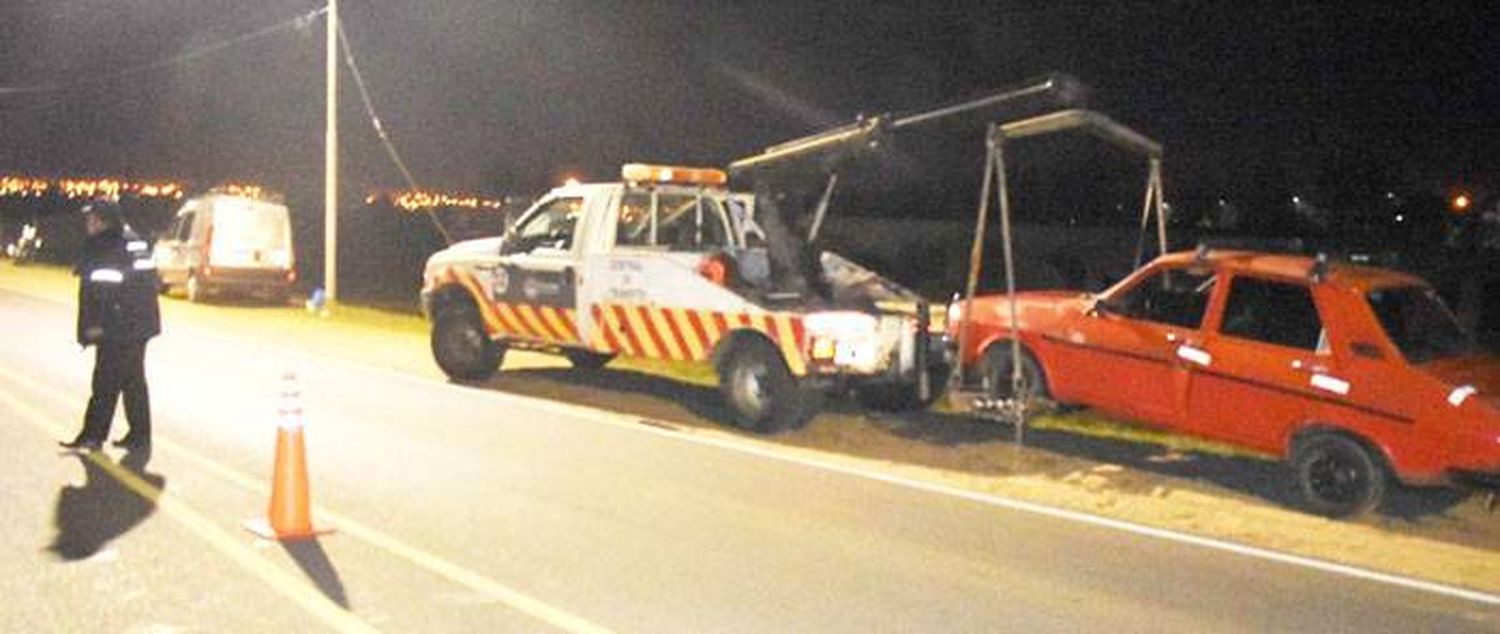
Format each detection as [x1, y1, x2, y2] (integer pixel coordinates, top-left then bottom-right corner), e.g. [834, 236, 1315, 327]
[421, 163, 946, 431]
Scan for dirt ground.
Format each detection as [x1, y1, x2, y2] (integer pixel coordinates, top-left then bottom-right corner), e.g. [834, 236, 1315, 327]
[5, 263, 1498, 594]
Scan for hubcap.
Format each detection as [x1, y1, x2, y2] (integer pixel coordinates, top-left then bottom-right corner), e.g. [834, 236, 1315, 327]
[739, 361, 770, 413]
[1308, 452, 1363, 504]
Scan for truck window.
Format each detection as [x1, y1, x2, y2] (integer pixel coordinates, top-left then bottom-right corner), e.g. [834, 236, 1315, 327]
[616, 192, 654, 247]
[659, 194, 729, 252]
[516, 196, 584, 251]
[1113, 267, 1214, 329]
[1220, 277, 1324, 350]
[615, 190, 731, 251]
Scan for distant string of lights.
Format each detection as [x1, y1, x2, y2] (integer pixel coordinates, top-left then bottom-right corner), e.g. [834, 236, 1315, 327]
[367, 190, 505, 213]
[0, 175, 185, 200]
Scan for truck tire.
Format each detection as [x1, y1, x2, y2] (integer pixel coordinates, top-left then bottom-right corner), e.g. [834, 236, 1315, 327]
[431, 306, 504, 381]
[1291, 433, 1387, 517]
[718, 338, 818, 433]
[564, 349, 615, 370]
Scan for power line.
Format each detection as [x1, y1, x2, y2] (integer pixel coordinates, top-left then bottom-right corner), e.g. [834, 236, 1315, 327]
[336, 20, 456, 245]
[0, 7, 328, 96]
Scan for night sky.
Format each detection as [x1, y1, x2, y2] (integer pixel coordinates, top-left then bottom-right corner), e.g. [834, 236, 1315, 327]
[2, 1, 1495, 217]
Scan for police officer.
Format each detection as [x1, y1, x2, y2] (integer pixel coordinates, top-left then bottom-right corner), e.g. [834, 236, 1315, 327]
[59, 199, 162, 452]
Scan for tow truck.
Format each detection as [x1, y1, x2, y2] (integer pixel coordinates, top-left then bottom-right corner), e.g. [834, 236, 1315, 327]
[421, 163, 944, 432]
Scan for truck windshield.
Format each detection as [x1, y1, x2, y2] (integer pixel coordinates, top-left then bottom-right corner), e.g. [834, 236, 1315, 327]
[1366, 285, 1477, 363]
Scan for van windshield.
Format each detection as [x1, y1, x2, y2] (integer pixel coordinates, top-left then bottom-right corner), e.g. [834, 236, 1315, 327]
[1366, 285, 1477, 363]
[216, 203, 288, 249]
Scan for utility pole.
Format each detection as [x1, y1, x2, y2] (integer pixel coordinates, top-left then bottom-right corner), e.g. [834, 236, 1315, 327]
[323, 0, 339, 306]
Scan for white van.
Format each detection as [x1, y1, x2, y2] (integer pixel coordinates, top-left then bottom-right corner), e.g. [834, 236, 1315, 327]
[153, 193, 296, 303]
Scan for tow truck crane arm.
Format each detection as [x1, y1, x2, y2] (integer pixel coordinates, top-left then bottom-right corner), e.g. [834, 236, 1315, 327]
[724, 72, 1087, 301]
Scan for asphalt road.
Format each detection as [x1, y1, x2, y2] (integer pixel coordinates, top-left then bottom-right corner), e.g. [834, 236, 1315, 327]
[1, 284, 1496, 632]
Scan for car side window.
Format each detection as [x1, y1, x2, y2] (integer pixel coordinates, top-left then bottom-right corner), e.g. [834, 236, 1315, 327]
[1113, 267, 1214, 329]
[516, 197, 584, 251]
[1220, 276, 1324, 350]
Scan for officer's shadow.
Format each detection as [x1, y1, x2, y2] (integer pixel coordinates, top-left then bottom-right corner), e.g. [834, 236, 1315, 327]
[47, 447, 165, 561]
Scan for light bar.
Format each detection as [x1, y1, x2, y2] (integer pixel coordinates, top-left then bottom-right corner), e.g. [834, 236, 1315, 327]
[621, 163, 727, 187]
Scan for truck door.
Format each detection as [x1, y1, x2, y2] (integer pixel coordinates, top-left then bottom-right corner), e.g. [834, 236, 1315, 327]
[585, 187, 748, 361]
[491, 195, 587, 346]
[1184, 274, 1331, 452]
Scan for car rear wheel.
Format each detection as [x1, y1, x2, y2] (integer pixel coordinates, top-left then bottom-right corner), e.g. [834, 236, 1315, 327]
[1292, 433, 1387, 517]
[718, 338, 818, 433]
[431, 306, 504, 381]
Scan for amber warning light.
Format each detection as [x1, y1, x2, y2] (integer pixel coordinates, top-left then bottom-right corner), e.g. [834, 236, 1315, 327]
[1451, 193, 1472, 214]
[621, 163, 728, 187]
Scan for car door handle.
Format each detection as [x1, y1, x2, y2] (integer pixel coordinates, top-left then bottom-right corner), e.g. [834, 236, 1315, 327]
[1176, 344, 1212, 367]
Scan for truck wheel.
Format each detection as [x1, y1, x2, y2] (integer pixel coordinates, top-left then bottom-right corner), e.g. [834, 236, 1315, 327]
[980, 342, 1048, 402]
[432, 306, 504, 381]
[718, 338, 818, 433]
[1292, 433, 1387, 517]
[565, 349, 615, 370]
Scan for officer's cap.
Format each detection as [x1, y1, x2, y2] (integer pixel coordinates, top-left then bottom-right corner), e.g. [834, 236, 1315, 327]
[80, 199, 123, 226]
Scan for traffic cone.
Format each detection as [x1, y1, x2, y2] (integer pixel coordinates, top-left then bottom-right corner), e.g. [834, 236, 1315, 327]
[244, 371, 332, 540]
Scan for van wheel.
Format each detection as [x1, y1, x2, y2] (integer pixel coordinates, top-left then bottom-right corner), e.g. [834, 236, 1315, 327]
[431, 306, 504, 381]
[564, 350, 614, 370]
[1292, 433, 1387, 517]
[718, 338, 818, 433]
[186, 273, 205, 303]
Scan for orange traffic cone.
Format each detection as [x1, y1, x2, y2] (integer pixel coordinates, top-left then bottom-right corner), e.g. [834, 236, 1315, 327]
[244, 371, 332, 540]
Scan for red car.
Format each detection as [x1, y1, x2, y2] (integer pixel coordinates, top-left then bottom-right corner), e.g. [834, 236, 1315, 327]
[948, 249, 1500, 516]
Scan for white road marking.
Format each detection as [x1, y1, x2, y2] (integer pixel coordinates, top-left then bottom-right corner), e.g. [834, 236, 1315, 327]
[0, 365, 614, 634]
[5, 284, 1497, 608]
[284, 347, 1500, 608]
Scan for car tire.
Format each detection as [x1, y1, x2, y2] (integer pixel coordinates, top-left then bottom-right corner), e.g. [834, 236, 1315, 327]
[718, 338, 818, 433]
[980, 341, 1049, 403]
[1291, 433, 1387, 518]
[564, 349, 615, 370]
[431, 306, 504, 381]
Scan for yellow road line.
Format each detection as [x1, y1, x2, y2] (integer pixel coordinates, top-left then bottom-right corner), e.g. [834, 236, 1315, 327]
[0, 387, 378, 634]
[0, 365, 613, 634]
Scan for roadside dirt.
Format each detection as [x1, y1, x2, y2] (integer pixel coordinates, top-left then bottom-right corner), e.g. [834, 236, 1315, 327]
[5, 264, 1498, 594]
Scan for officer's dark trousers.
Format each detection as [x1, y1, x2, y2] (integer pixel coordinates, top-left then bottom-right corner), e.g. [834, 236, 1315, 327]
[77, 340, 151, 443]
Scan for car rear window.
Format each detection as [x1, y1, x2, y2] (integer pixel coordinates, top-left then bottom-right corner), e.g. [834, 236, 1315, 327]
[1366, 285, 1475, 363]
